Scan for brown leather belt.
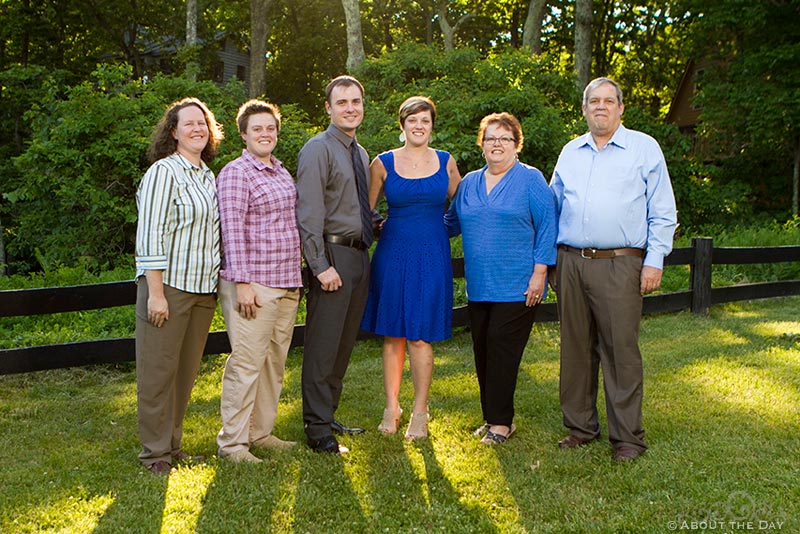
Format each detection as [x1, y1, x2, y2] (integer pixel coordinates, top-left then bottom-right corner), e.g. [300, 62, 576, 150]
[559, 244, 644, 259]
[325, 233, 367, 250]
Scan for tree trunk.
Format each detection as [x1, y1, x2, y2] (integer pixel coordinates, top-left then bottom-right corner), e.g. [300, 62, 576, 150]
[0, 216, 6, 276]
[574, 0, 592, 88]
[522, 0, 547, 55]
[185, 0, 198, 81]
[793, 136, 799, 217]
[341, 0, 366, 72]
[250, 0, 277, 98]
[436, 1, 475, 52]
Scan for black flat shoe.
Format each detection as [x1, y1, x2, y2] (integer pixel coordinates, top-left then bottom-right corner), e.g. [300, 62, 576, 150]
[331, 420, 365, 435]
[308, 435, 348, 454]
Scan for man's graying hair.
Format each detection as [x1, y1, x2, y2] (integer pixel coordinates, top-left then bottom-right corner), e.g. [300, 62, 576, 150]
[583, 77, 624, 107]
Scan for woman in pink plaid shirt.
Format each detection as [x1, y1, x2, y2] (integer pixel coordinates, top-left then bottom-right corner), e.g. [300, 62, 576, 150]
[215, 100, 303, 464]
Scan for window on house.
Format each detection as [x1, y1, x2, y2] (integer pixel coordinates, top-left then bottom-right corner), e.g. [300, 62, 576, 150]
[213, 62, 224, 83]
[691, 68, 705, 111]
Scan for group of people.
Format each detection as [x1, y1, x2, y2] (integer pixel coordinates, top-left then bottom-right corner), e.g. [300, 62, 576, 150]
[133, 74, 677, 474]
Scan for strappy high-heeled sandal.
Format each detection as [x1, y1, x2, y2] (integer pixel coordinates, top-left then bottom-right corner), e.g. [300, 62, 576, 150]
[377, 408, 402, 434]
[404, 411, 429, 440]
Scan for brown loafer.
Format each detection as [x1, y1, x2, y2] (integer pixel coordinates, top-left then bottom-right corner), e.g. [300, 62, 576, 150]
[146, 460, 172, 475]
[613, 446, 642, 462]
[558, 434, 597, 449]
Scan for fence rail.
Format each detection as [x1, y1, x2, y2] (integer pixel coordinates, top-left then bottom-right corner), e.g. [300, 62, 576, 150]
[2, 238, 799, 375]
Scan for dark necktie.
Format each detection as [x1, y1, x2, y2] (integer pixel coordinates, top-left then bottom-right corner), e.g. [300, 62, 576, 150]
[350, 139, 373, 247]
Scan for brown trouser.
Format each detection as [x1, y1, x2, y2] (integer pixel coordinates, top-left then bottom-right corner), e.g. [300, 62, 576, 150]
[556, 248, 647, 451]
[135, 279, 216, 466]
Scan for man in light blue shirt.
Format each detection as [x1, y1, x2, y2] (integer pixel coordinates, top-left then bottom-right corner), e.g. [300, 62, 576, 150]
[550, 77, 677, 462]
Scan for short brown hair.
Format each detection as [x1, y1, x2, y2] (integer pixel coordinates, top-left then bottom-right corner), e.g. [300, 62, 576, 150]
[325, 75, 364, 104]
[147, 98, 223, 164]
[236, 99, 281, 134]
[398, 96, 436, 128]
[476, 112, 524, 152]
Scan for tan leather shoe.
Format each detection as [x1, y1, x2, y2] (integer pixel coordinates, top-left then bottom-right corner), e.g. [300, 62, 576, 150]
[224, 450, 263, 464]
[251, 435, 297, 450]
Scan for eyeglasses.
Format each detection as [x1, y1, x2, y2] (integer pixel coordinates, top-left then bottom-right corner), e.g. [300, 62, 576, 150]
[483, 136, 516, 146]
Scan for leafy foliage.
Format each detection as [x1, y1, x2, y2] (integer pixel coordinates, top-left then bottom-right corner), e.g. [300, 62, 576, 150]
[684, 0, 800, 218]
[4, 65, 242, 272]
[357, 44, 579, 177]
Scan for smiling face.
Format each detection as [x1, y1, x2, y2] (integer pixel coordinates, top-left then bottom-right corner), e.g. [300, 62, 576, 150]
[172, 105, 209, 163]
[582, 82, 624, 143]
[401, 110, 433, 147]
[242, 112, 278, 163]
[325, 83, 364, 135]
[481, 123, 518, 169]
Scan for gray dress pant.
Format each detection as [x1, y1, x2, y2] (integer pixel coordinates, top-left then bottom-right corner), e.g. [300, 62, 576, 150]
[302, 243, 370, 441]
[556, 248, 647, 451]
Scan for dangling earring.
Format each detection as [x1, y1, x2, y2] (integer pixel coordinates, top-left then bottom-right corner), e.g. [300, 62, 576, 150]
[399, 132, 406, 143]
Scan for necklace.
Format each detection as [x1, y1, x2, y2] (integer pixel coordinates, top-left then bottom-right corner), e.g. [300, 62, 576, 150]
[404, 149, 428, 169]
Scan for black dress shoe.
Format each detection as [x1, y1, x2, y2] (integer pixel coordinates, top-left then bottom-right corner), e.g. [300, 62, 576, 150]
[308, 435, 348, 454]
[331, 420, 365, 435]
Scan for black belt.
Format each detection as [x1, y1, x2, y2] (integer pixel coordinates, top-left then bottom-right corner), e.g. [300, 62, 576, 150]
[559, 245, 644, 259]
[324, 234, 368, 250]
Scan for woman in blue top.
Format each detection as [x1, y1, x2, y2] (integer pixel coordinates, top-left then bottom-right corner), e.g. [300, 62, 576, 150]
[444, 112, 558, 444]
[361, 96, 461, 439]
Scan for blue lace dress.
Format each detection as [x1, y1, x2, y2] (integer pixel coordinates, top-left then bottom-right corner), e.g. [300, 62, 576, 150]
[360, 150, 453, 342]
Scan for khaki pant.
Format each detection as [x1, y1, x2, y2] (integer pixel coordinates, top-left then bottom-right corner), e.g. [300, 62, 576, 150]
[556, 248, 647, 451]
[217, 280, 300, 456]
[136, 280, 216, 466]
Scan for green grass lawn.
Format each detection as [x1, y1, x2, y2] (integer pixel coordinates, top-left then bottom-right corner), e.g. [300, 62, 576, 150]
[1, 297, 798, 533]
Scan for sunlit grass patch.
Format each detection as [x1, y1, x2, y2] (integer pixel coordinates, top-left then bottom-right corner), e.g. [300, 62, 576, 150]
[1, 297, 799, 533]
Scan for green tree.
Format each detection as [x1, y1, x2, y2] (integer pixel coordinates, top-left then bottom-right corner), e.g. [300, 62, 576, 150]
[685, 0, 800, 217]
[3, 64, 244, 272]
[356, 44, 579, 175]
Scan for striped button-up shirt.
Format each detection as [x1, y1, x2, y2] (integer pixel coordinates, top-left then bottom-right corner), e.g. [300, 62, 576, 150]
[135, 153, 221, 294]
[218, 150, 302, 288]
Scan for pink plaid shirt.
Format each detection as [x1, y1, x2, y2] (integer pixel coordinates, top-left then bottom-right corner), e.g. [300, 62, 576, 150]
[218, 150, 302, 288]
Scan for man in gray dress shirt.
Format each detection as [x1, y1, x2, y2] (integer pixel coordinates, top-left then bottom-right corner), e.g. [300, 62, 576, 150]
[296, 75, 372, 454]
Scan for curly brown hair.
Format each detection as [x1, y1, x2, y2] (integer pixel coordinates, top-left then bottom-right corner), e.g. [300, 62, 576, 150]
[147, 98, 224, 164]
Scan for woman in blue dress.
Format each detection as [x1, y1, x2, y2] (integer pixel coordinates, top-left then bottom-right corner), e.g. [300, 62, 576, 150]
[361, 96, 461, 439]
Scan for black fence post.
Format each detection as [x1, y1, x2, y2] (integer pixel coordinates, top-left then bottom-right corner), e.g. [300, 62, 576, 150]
[690, 237, 713, 315]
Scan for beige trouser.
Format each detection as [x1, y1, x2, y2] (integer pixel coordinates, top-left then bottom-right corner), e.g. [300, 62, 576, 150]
[217, 280, 300, 456]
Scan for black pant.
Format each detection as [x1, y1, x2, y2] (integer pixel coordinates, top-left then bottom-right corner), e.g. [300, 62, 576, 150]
[468, 300, 537, 427]
[301, 243, 370, 440]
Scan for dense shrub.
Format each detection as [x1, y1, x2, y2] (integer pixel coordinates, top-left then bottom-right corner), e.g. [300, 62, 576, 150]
[3, 65, 320, 273]
[356, 44, 579, 177]
[2, 46, 793, 274]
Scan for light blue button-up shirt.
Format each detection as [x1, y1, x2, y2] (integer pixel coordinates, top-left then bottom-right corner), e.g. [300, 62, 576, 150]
[550, 124, 677, 269]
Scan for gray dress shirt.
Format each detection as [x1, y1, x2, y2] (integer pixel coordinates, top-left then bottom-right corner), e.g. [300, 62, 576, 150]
[296, 123, 369, 276]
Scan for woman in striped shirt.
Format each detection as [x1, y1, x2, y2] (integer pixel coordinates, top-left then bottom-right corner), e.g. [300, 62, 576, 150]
[134, 98, 224, 475]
